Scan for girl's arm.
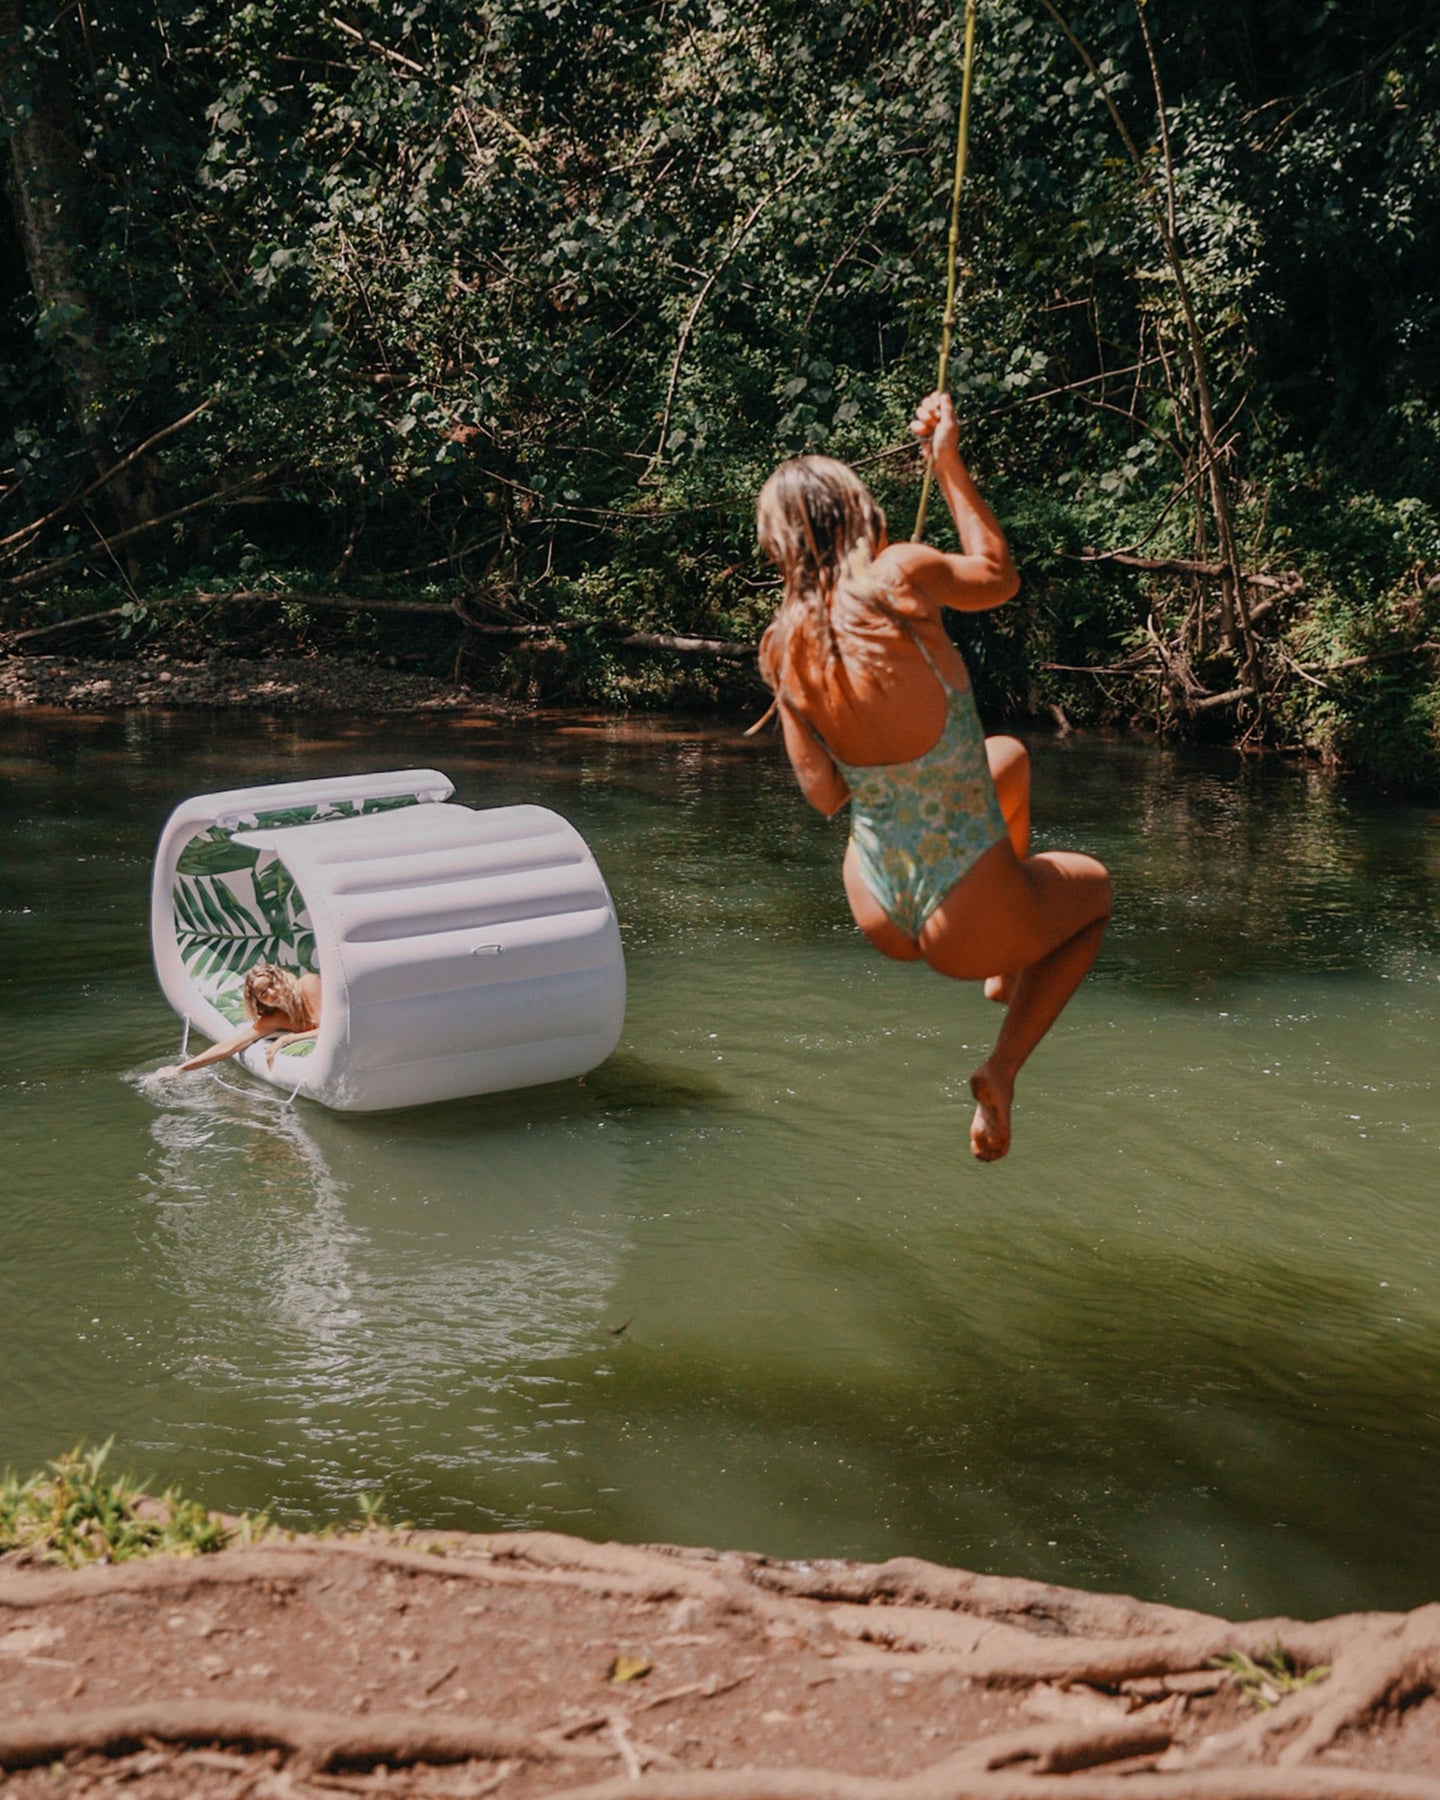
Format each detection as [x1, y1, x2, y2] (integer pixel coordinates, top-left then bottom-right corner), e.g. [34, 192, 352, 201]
[160, 1010, 290, 1076]
[885, 392, 1019, 614]
[779, 698, 850, 817]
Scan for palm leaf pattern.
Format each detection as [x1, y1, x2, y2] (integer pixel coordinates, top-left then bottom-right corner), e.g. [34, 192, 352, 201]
[174, 872, 295, 981]
[171, 791, 421, 1017]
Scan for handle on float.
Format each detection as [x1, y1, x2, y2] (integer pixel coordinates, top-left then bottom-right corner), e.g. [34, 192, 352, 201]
[913, 0, 980, 543]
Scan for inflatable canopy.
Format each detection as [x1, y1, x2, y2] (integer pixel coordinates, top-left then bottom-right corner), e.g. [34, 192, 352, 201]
[151, 769, 625, 1111]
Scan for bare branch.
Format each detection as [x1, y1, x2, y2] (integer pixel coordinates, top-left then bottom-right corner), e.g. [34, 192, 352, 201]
[0, 399, 214, 556]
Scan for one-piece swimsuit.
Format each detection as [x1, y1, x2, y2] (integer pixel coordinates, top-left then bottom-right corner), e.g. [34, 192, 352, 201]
[785, 622, 1008, 940]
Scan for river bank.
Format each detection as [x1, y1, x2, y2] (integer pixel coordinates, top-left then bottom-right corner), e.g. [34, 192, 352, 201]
[4, 1520, 1440, 1799]
[0, 654, 497, 715]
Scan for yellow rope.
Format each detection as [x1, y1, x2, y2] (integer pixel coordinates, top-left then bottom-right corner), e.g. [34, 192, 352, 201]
[912, 0, 980, 543]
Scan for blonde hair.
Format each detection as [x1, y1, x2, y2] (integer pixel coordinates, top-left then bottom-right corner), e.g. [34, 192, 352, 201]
[755, 455, 888, 693]
[243, 963, 314, 1029]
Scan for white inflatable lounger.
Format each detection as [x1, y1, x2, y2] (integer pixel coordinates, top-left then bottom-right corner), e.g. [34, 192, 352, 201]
[151, 769, 625, 1110]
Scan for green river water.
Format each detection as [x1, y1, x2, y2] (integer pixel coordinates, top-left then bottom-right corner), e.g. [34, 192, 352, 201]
[3, 707, 1439, 1621]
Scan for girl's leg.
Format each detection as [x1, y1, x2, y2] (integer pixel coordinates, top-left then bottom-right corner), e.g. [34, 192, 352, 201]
[967, 912, 1108, 1161]
[982, 736, 1031, 1002]
[986, 735, 1030, 858]
[918, 839, 1112, 1161]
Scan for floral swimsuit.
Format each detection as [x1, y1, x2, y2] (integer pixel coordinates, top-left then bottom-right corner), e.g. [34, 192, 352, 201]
[787, 624, 1008, 939]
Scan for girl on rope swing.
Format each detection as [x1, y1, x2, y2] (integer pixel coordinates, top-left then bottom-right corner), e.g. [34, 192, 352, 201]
[755, 391, 1111, 1161]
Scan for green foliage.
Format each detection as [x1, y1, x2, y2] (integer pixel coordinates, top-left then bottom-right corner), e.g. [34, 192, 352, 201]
[1210, 1645, 1330, 1710]
[0, 1443, 236, 1566]
[1, 0, 1438, 780]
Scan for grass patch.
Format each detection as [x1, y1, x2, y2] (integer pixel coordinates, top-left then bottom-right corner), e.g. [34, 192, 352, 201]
[0, 1442, 252, 1567]
[1210, 1645, 1331, 1709]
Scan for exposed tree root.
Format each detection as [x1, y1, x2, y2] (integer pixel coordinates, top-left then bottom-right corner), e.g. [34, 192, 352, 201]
[745, 1553, 1221, 1637]
[0, 1700, 601, 1776]
[1164, 1605, 1440, 1773]
[5, 1530, 1439, 1798]
[543, 1766, 1440, 1800]
[920, 1714, 1174, 1774]
[0, 1537, 724, 1612]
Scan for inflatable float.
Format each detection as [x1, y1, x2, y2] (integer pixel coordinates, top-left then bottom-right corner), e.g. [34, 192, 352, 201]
[151, 770, 625, 1110]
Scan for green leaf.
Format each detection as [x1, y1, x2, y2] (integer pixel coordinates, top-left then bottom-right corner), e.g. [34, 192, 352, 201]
[176, 829, 259, 877]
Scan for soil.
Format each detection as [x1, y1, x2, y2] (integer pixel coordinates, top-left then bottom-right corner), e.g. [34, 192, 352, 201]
[0, 655, 496, 714]
[3, 1527, 1440, 1800]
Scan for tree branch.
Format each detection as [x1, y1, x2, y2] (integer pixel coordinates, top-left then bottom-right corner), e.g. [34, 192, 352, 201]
[0, 400, 214, 556]
[0, 473, 273, 594]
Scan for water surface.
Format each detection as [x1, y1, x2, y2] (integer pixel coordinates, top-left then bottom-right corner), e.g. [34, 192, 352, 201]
[3, 707, 1439, 1620]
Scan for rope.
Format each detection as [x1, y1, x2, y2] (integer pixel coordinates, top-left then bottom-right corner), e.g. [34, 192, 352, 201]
[912, 0, 981, 543]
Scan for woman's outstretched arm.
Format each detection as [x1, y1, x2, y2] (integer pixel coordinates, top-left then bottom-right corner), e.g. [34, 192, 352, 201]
[265, 1027, 319, 1070]
[159, 1010, 291, 1076]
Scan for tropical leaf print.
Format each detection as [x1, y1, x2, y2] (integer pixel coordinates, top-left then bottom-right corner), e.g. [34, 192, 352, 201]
[247, 804, 324, 831]
[175, 826, 259, 877]
[253, 857, 316, 972]
[169, 790, 422, 1012]
[174, 872, 292, 983]
[359, 795, 420, 815]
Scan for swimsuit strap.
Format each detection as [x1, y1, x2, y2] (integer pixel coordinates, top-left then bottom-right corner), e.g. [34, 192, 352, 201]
[778, 610, 956, 750]
[890, 612, 957, 695]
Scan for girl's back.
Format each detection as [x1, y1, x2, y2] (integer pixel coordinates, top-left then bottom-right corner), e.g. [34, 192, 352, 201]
[765, 546, 979, 768]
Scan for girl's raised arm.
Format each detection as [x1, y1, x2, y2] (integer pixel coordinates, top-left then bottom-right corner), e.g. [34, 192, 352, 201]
[887, 392, 1018, 614]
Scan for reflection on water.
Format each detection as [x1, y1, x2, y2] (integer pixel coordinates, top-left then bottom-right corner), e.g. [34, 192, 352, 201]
[3, 708, 1440, 1617]
[135, 1070, 627, 1516]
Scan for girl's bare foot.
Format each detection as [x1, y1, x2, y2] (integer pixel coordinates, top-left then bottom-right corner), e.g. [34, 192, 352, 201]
[969, 1063, 1014, 1162]
[983, 974, 1014, 1005]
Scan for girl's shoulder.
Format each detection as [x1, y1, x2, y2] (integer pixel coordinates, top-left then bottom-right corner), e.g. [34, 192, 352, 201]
[869, 542, 946, 619]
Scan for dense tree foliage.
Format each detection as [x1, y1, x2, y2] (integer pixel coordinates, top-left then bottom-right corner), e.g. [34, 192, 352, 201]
[2, 1, 1437, 782]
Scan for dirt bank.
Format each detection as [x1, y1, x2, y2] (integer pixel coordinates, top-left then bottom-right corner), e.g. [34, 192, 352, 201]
[0, 655, 497, 714]
[3, 1527, 1440, 1799]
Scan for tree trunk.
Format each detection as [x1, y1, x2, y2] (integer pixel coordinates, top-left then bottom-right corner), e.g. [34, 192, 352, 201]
[0, 0, 153, 546]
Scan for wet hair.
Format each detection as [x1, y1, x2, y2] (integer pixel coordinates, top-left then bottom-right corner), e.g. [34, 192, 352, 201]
[243, 963, 314, 1029]
[755, 455, 888, 692]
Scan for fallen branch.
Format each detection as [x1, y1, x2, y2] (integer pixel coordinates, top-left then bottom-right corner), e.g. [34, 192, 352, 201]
[0, 587, 455, 648]
[1189, 685, 1256, 713]
[2, 592, 758, 660]
[616, 629, 752, 660]
[1039, 659, 1148, 677]
[4, 592, 201, 646]
[1070, 550, 1299, 591]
